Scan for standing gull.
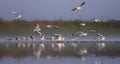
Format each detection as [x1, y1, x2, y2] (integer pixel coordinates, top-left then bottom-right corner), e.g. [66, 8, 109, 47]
[51, 33, 59, 39]
[72, 2, 85, 11]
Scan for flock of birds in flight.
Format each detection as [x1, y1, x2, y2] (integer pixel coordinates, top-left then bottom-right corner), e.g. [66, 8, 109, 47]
[11, 2, 85, 20]
[7, 1, 106, 42]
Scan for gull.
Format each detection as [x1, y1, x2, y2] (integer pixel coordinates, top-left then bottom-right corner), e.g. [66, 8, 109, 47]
[72, 37, 78, 41]
[72, 2, 85, 11]
[40, 35, 45, 41]
[57, 33, 65, 41]
[11, 11, 22, 19]
[50, 33, 65, 41]
[95, 33, 105, 41]
[51, 33, 65, 41]
[16, 36, 21, 41]
[26, 36, 31, 41]
[94, 19, 102, 22]
[51, 33, 59, 39]
[80, 23, 86, 26]
[22, 36, 26, 41]
[46, 24, 59, 29]
[30, 36, 36, 41]
[47, 36, 56, 41]
[72, 30, 96, 38]
[34, 24, 42, 36]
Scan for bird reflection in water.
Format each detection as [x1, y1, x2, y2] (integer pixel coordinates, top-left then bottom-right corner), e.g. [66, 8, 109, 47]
[73, 46, 88, 62]
[33, 46, 42, 59]
[96, 42, 106, 50]
[33, 43, 45, 59]
[56, 43, 65, 52]
[33, 43, 59, 59]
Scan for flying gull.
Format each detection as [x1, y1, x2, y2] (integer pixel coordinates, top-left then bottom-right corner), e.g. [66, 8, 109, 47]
[72, 30, 96, 38]
[34, 24, 42, 36]
[95, 33, 106, 41]
[46, 24, 59, 29]
[72, 2, 85, 11]
[11, 11, 22, 19]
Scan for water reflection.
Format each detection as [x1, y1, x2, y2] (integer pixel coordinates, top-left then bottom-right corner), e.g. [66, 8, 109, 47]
[0, 41, 120, 64]
[96, 42, 106, 50]
[33, 46, 42, 59]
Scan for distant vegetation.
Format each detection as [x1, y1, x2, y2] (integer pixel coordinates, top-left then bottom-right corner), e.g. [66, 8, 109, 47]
[0, 19, 120, 36]
[0, 19, 120, 30]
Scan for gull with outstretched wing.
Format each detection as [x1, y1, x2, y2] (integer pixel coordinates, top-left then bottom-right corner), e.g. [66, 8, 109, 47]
[11, 11, 22, 19]
[72, 2, 85, 11]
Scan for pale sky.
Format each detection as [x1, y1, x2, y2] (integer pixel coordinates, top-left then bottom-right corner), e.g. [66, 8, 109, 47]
[0, 0, 120, 21]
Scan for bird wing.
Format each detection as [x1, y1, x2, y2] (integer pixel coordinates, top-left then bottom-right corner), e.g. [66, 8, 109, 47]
[52, 33, 59, 36]
[12, 11, 20, 17]
[72, 8, 77, 11]
[11, 11, 17, 14]
[78, 31, 84, 36]
[79, 2, 85, 7]
[96, 33, 104, 37]
[87, 30, 96, 33]
[74, 31, 83, 36]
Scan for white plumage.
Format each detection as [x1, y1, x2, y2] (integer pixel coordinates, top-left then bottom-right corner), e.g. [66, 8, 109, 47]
[11, 11, 22, 19]
[96, 33, 106, 41]
[34, 24, 42, 36]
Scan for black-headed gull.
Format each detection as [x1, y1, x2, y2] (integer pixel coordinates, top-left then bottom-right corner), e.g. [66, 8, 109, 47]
[72, 2, 85, 11]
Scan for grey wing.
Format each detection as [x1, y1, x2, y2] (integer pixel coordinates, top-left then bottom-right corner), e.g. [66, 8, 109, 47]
[96, 33, 103, 37]
[72, 8, 77, 11]
[87, 30, 96, 33]
[79, 2, 85, 7]
[12, 12, 19, 17]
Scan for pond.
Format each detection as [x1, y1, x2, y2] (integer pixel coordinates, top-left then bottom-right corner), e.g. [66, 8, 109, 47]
[0, 41, 120, 64]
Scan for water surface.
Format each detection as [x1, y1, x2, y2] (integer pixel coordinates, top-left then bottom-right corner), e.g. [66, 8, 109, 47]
[0, 41, 120, 64]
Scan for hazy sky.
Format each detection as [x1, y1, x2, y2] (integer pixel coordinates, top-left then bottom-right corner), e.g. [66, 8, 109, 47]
[0, 0, 120, 21]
